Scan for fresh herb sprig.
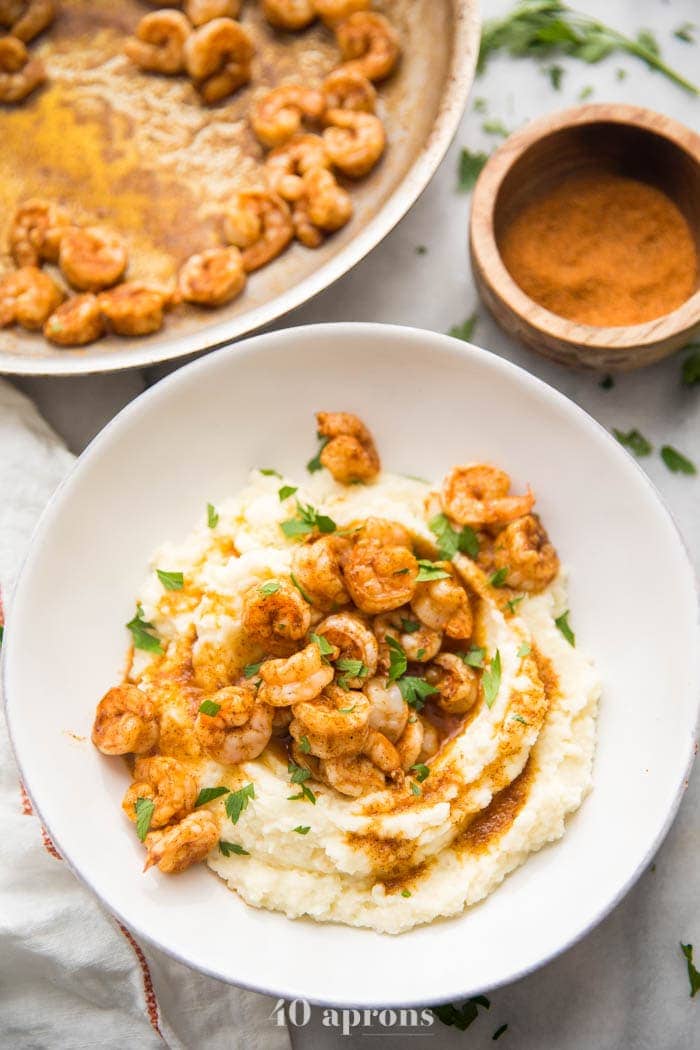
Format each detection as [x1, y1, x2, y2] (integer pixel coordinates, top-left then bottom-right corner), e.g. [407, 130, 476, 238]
[126, 605, 162, 654]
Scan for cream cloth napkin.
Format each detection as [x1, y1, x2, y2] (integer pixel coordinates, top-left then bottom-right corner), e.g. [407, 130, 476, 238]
[0, 380, 291, 1050]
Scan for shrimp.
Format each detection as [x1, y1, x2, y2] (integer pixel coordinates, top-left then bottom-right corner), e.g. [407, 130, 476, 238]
[98, 282, 170, 336]
[177, 246, 246, 306]
[92, 684, 159, 755]
[6, 0, 54, 43]
[43, 293, 105, 347]
[323, 109, 385, 177]
[373, 609, 441, 667]
[0, 266, 62, 330]
[250, 83, 326, 149]
[291, 197, 324, 249]
[222, 190, 293, 271]
[441, 465, 535, 528]
[418, 716, 440, 762]
[335, 11, 400, 82]
[264, 133, 330, 202]
[258, 642, 334, 706]
[363, 727, 402, 776]
[242, 579, 311, 656]
[318, 752, 384, 797]
[411, 570, 473, 640]
[261, 0, 315, 30]
[183, 17, 254, 103]
[0, 35, 45, 103]
[316, 410, 380, 484]
[425, 652, 479, 715]
[344, 542, 418, 614]
[489, 514, 559, 592]
[322, 67, 375, 112]
[271, 706, 293, 736]
[123, 756, 198, 828]
[314, 0, 369, 28]
[59, 227, 128, 292]
[290, 684, 369, 758]
[144, 810, 219, 873]
[291, 535, 350, 611]
[197, 687, 274, 763]
[360, 517, 411, 549]
[124, 10, 191, 74]
[302, 168, 353, 231]
[396, 718, 423, 771]
[185, 0, 241, 27]
[364, 676, 408, 742]
[9, 198, 71, 267]
[315, 612, 378, 685]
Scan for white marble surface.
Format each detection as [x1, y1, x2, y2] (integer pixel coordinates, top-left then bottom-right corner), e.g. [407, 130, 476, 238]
[11, 1, 700, 1046]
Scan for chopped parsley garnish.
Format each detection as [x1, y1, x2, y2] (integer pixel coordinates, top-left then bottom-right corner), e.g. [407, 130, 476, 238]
[473, 96, 487, 112]
[493, 1023, 509, 1041]
[259, 468, 281, 478]
[207, 502, 219, 528]
[219, 840, 249, 857]
[517, 642, 531, 658]
[0, 625, 3, 647]
[411, 763, 430, 783]
[288, 784, 317, 804]
[432, 996, 490, 1031]
[416, 648, 426, 660]
[482, 118, 510, 137]
[401, 618, 420, 633]
[386, 636, 408, 682]
[599, 373, 614, 390]
[157, 569, 184, 591]
[298, 736, 311, 754]
[281, 499, 337, 538]
[336, 658, 370, 689]
[512, 714, 529, 725]
[310, 632, 335, 661]
[682, 348, 700, 385]
[506, 595, 525, 613]
[661, 445, 697, 476]
[195, 785, 229, 807]
[448, 312, 478, 341]
[578, 84, 594, 100]
[290, 572, 312, 603]
[429, 513, 479, 559]
[259, 580, 281, 596]
[613, 428, 652, 457]
[398, 676, 439, 710]
[416, 244, 427, 255]
[126, 604, 163, 654]
[288, 761, 311, 785]
[198, 699, 221, 717]
[410, 781, 421, 796]
[461, 646, 485, 668]
[278, 484, 298, 501]
[489, 567, 509, 588]
[546, 62, 564, 89]
[458, 149, 489, 191]
[307, 434, 331, 473]
[225, 783, 255, 824]
[555, 610, 576, 646]
[416, 560, 451, 582]
[134, 797, 155, 842]
[338, 705, 355, 714]
[243, 660, 263, 679]
[681, 943, 700, 997]
[482, 650, 502, 708]
[674, 23, 696, 44]
[293, 825, 311, 835]
[401, 889, 412, 898]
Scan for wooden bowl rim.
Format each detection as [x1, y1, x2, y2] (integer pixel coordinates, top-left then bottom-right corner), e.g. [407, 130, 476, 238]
[470, 103, 700, 351]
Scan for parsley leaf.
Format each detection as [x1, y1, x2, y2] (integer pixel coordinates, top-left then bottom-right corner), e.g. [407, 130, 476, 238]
[411, 763, 430, 783]
[429, 514, 479, 559]
[546, 63, 564, 89]
[259, 580, 281, 596]
[310, 632, 335, 660]
[507, 594, 525, 613]
[307, 435, 331, 473]
[126, 605, 162, 654]
[482, 650, 502, 708]
[336, 657, 369, 689]
[134, 797, 155, 842]
[293, 825, 311, 835]
[298, 735, 311, 754]
[198, 699, 221, 717]
[555, 610, 576, 646]
[288, 761, 311, 785]
[599, 373, 614, 390]
[416, 244, 427, 255]
[489, 567, 509, 588]
[458, 149, 489, 191]
[386, 636, 408, 682]
[682, 348, 700, 385]
[398, 676, 439, 710]
[278, 485, 298, 501]
[259, 468, 281, 478]
[517, 642, 531, 658]
[207, 502, 219, 528]
[0, 625, 3, 648]
[401, 618, 421, 633]
[493, 1023, 509, 1041]
[410, 781, 422, 796]
[449, 312, 478, 341]
[681, 943, 700, 997]
[243, 660, 262, 679]
[225, 783, 255, 824]
[288, 784, 317, 804]
[614, 428, 652, 457]
[482, 119, 510, 138]
[157, 569, 184, 591]
[401, 889, 412, 898]
[195, 785, 229, 807]
[674, 23, 696, 45]
[416, 560, 451, 582]
[661, 445, 697, 476]
[461, 646, 485, 668]
[290, 572, 312, 603]
[219, 840, 249, 856]
[433, 996, 490, 1032]
[281, 500, 337, 539]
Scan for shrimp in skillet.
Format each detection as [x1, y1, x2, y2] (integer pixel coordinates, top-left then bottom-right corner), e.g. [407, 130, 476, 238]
[250, 83, 326, 149]
[4, 0, 54, 43]
[124, 10, 191, 74]
[185, 0, 241, 26]
[223, 190, 294, 272]
[0, 35, 45, 103]
[322, 67, 376, 112]
[335, 11, 400, 82]
[9, 198, 71, 267]
[59, 227, 128, 292]
[262, 0, 315, 30]
[264, 133, 330, 202]
[0, 266, 63, 331]
[323, 109, 385, 177]
[183, 17, 254, 103]
[177, 246, 246, 306]
[98, 282, 171, 336]
[43, 293, 105, 347]
[314, 0, 369, 28]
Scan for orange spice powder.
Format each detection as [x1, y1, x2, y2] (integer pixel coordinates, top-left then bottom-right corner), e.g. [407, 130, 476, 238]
[499, 172, 698, 327]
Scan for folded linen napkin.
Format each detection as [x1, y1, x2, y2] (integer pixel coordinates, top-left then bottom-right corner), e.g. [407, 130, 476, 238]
[0, 380, 291, 1050]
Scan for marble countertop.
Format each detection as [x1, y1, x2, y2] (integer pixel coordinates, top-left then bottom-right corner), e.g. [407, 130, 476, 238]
[11, 1, 699, 1046]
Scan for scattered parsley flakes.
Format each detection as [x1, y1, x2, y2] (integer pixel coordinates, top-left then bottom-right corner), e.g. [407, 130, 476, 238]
[225, 783, 255, 824]
[411, 763, 430, 783]
[398, 676, 439, 710]
[288, 761, 311, 785]
[288, 784, 317, 804]
[243, 660, 262, 679]
[307, 434, 331, 473]
[517, 642, 531, 658]
[599, 373, 615, 390]
[616, 67, 627, 80]
[681, 348, 700, 386]
[482, 119, 510, 137]
[259, 580, 281, 596]
[674, 23, 696, 44]
[416, 560, 451, 582]
[429, 514, 479, 560]
[290, 572, 312, 603]
[507, 595, 525, 613]
[401, 618, 421, 634]
[555, 610, 576, 646]
[195, 785, 229, 807]
[493, 1023, 509, 1041]
[578, 85, 594, 100]
[482, 650, 502, 708]
[546, 63, 564, 89]
[278, 484, 298, 501]
[613, 428, 652, 457]
[336, 658, 369, 689]
[432, 996, 490, 1032]
[410, 781, 421, 796]
[219, 840, 249, 856]
[293, 825, 311, 835]
[298, 735, 311, 754]
[310, 632, 335, 661]
[489, 567, 509, 588]
[512, 714, 529, 725]
[0, 625, 3, 647]
[259, 468, 281, 478]
[157, 569, 184, 591]
[386, 636, 408, 682]
[448, 313, 478, 342]
[681, 943, 700, 997]
[461, 646, 485, 668]
[207, 502, 219, 528]
[281, 499, 337, 538]
[661, 445, 697, 476]
[198, 699, 221, 717]
[458, 149, 489, 191]
[134, 797, 155, 842]
[416, 244, 427, 255]
[126, 604, 162, 654]
[401, 889, 412, 898]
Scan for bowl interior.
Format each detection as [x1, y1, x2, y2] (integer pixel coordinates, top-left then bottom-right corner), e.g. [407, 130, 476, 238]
[4, 324, 698, 1006]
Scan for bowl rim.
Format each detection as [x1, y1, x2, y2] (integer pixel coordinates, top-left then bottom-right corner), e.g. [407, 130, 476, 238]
[3, 321, 699, 1006]
[0, 0, 479, 378]
[470, 103, 700, 353]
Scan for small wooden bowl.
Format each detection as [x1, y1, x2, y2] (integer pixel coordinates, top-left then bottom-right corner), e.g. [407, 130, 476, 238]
[470, 105, 700, 371]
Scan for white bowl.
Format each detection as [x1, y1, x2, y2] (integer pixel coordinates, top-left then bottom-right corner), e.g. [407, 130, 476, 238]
[4, 323, 698, 1007]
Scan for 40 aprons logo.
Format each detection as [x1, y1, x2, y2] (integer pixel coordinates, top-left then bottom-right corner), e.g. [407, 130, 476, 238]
[270, 999, 435, 1036]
